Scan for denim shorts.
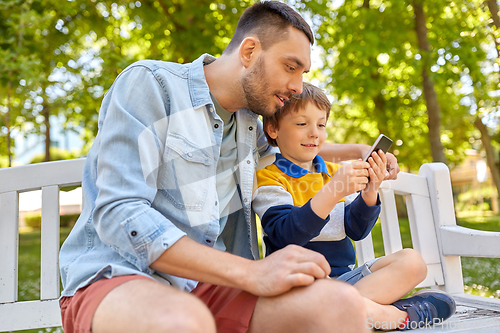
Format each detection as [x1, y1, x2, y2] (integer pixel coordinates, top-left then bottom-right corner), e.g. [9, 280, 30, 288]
[336, 258, 380, 285]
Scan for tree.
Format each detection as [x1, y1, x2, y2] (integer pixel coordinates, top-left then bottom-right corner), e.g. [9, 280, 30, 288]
[1, 0, 253, 162]
[314, 0, 494, 172]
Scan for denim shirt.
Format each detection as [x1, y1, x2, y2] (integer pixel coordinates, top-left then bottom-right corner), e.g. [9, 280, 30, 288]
[59, 54, 277, 296]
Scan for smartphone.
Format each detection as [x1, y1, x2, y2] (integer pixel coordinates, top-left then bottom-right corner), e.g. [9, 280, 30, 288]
[363, 134, 393, 162]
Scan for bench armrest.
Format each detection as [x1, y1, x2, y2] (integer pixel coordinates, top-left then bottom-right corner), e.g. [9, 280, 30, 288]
[439, 225, 500, 258]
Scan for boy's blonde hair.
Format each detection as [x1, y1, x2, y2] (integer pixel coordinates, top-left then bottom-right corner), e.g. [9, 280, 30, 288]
[264, 82, 331, 147]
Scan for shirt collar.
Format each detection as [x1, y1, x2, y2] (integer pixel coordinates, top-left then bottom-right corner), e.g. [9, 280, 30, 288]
[273, 153, 330, 178]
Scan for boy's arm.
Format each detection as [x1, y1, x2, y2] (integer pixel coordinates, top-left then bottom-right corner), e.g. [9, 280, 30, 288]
[344, 194, 381, 241]
[253, 180, 330, 249]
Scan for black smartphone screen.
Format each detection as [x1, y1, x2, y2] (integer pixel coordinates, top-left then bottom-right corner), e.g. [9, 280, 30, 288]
[363, 134, 393, 162]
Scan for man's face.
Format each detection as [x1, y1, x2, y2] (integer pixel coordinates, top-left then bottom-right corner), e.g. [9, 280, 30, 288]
[267, 102, 327, 171]
[241, 27, 311, 117]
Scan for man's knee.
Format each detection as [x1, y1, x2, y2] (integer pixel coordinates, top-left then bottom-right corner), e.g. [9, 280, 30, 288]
[300, 279, 367, 324]
[92, 280, 216, 333]
[155, 297, 215, 333]
[314, 279, 365, 309]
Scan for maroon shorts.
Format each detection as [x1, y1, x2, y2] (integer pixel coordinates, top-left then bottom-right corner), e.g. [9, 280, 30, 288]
[60, 275, 259, 333]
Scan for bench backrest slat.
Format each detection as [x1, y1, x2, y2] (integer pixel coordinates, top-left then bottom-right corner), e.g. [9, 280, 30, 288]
[378, 188, 403, 254]
[41, 185, 61, 300]
[0, 191, 19, 303]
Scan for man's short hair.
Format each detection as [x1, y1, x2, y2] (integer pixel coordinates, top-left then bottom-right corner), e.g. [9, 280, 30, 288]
[264, 82, 331, 147]
[224, 1, 314, 54]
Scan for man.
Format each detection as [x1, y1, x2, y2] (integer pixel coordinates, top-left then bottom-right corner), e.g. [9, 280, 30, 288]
[59, 2, 400, 332]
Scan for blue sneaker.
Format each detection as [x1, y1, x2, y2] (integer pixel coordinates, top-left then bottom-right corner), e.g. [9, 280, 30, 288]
[392, 289, 456, 330]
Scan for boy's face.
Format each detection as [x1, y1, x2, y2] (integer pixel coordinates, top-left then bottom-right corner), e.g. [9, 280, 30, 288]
[241, 27, 311, 117]
[267, 102, 327, 171]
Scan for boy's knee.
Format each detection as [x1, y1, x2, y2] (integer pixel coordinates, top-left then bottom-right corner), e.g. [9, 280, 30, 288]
[398, 248, 427, 280]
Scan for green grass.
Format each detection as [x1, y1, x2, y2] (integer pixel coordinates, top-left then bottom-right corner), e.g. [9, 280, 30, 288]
[13, 214, 500, 332]
[456, 213, 500, 298]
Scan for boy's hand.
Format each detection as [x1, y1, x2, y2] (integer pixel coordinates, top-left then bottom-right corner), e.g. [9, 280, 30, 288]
[329, 160, 370, 198]
[361, 150, 387, 206]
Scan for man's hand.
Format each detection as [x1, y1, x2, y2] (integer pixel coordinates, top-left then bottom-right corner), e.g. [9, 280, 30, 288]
[244, 245, 331, 297]
[385, 152, 400, 180]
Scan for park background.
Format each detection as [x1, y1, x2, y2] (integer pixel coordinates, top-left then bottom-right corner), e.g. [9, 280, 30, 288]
[1, 0, 499, 332]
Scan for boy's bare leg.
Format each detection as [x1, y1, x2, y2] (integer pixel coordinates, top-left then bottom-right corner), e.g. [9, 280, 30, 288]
[92, 278, 216, 333]
[354, 248, 427, 304]
[347, 249, 428, 330]
[363, 297, 408, 330]
[249, 278, 370, 333]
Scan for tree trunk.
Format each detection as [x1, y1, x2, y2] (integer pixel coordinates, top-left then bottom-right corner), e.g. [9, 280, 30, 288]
[482, 0, 500, 207]
[6, 76, 13, 167]
[44, 103, 51, 162]
[474, 117, 500, 209]
[486, 0, 500, 58]
[413, 1, 447, 164]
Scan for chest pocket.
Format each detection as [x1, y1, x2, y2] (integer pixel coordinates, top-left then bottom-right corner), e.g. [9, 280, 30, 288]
[158, 133, 214, 211]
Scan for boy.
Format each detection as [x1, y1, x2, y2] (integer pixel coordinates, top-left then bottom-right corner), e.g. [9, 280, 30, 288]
[253, 82, 456, 330]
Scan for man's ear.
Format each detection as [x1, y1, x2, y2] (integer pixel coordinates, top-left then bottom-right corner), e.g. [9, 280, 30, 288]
[239, 37, 261, 68]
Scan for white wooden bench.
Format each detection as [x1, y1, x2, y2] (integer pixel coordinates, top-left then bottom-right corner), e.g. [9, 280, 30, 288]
[0, 160, 499, 332]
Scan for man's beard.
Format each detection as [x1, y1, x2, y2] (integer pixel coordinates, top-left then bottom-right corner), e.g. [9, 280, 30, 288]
[241, 57, 278, 117]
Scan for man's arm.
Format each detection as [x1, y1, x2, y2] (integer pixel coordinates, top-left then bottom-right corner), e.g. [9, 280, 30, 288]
[319, 143, 400, 180]
[150, 236, 330, 297]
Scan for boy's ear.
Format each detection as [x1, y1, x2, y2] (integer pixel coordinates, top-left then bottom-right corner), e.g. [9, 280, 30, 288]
[239, 37, 261, 68]
[265, 122, 278, 140]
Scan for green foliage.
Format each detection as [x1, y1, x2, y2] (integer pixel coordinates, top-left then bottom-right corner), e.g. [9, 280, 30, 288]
[23, 212, 79, 229]
[1, 0, 253, 156]
[314, 0, 499, 172]
[24, 212, 41, 229]
[1, 0, 499, 176]
[28, 146, 80, 163]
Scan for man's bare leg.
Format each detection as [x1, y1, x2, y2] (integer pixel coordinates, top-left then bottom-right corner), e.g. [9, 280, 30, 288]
[249, 278, 370, 333]
[92, 279, 216, 333]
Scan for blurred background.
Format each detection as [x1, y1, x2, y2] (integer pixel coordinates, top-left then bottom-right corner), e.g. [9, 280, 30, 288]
[1, 2, 499, 330]
[1, 0, 499, 214]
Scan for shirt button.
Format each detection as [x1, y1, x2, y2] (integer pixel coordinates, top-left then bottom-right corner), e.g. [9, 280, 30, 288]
[249, 126, 253, 131]
[215, 201, 218, 206]
[187, 152, 193, 157]
[214, 124, 219, 129]
[131, 231, 137, 237]
[206, 239, 212, 244]
[244, 198, 249, 203]
[246, 160, 251, 164]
